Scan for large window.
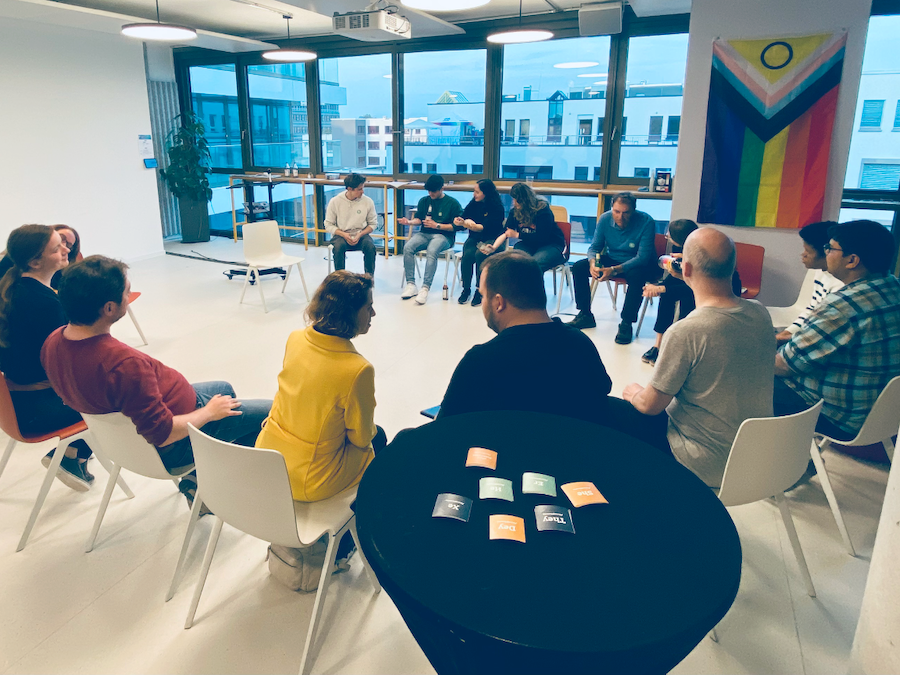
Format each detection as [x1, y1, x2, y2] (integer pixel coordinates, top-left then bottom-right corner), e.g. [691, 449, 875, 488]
[501, 37, 611, 182]
[617, 33, 688, 182]
[189, 64, 241, 169]
[401, 49, 487, 176]
[318, 53, 391, 174]
[248, 63, 309, 169]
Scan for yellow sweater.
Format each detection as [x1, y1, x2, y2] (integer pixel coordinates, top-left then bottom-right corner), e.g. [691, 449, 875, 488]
[256, 326, 376, 501]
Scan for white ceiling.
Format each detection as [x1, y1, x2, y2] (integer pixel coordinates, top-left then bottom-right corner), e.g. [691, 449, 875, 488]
[1, 0, 691, 51]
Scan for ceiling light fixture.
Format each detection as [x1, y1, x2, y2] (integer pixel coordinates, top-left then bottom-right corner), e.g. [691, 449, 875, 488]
[487, 0, 552, 44]
[402, 0, 490, 10]
[553, 61, 599, 69]
[121, 0, 196, 41]
[577, 73, 607, 78]
[262, 15, 316, 62]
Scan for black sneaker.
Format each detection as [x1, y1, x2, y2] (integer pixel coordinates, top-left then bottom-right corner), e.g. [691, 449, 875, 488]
[471, 290, 483, 307]
[615, 321, 634, 345]
[47, 455, 93, 492]
[458, 288, 471, 304]
[179, 478, 213, 517]
[641, 346, 659, 365]
[567, 311, 597, 330]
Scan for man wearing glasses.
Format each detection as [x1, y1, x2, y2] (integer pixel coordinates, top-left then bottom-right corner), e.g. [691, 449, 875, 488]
[774, 220, 900, 439]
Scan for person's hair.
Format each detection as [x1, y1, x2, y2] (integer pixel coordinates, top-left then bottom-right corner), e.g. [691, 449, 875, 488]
[305, 271, 374, 339]
[829, 220, 895, 274]
[424, 174, 444, 192]
[684, 229, 736, 280]
[57, 255, 129, 326]
[481, 249, 547, 311]
[510, 182, 549, 227]
[798, 221, 837, 258]
[667, 219, 699, 247]
[476, 179, 503, 211]
[0, 224, 56, 347]
[611, 192, 637, 211]
[53, 224, 81, 263]
[344, 173, 366, 190]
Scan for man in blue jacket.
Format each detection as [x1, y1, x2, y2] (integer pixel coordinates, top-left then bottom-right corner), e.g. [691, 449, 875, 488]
[567, 192, 657, 344]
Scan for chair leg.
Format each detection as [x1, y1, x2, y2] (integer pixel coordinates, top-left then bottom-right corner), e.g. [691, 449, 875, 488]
[553, 270, 557, 295]
[281, 264, 292, 293]
[590, 278, 598, 304]
[555, 272, 564, 315]
[184, 516, 224, 629]
[605, 280, 617, 310]
[91, 451, 134, 499]
[17, 436, 74, 551]
[299, 526, 343, 675]
[884, 436, 894, 463]
[566, 267, 574, 300]
[327, 245, 333, 275]
[636, 297, 650, 339]
[349, 517, 381, 593]
[126, 306, 148, 346]
[450, 254, 460, 297]
[239, 266, 253, 305]
[256, 270, 268, 314]
[774, 492, 816, 597]
[167, 490, 204, 602]
[85, 464, 120, 552]
[0, 437, 15, 481]
[810, 439, 856, 556]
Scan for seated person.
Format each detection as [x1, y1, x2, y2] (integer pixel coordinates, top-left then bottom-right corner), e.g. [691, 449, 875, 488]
[454, 179, 507, 307]
[0, 223, 81, 288]
[774, 220, 900, 440]
[438, 250, 613, 425]
[41, 256, 272, 508]
[494, 182, 565, 273]
[324, 173, 378, 276]
[256, 271, 387, 503]
[774, 220, 842, 345]
[639, 219, 742, 365]
[398, 174, 463, 305]
[0, 224, 93, 490]
[611, 229, 775, 488]
[568, 192, 657, 345]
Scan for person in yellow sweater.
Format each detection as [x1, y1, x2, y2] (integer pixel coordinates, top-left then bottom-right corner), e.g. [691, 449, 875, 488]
[256, 271, 385, 502]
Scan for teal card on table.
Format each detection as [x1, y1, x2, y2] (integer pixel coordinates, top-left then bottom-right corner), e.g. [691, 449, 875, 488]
[522, 472, 556, 496]
[479, 477, 514, 502]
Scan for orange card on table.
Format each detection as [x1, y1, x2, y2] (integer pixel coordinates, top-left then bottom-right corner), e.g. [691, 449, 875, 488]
[466, 447, 497, 470]
[489, 515, 526, 543]
[561, 481, 608, 507]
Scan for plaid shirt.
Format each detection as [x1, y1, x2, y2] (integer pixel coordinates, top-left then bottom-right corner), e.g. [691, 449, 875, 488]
[780, 274, 900, 435]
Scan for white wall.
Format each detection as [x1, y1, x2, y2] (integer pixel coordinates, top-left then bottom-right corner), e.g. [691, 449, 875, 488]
[672, 0, 872, 305]
[0, 18, 164, 262]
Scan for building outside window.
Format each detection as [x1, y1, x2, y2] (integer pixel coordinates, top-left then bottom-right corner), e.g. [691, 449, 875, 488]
[188, 64, 241, 169]
[247, 63, 309, 168]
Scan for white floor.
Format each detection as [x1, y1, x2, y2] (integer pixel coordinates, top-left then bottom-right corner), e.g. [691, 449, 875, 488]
[0, 235, 890, 674]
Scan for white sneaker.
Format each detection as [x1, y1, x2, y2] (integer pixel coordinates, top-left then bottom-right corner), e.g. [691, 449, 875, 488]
[401, 282, 418, 299]
[415, 286, 430, 305]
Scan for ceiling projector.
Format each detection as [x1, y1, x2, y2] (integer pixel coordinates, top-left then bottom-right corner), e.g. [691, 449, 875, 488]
[333, 9, 411, 41]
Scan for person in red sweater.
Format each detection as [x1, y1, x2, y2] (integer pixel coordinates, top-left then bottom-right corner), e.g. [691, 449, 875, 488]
[41, 255, 271, 508]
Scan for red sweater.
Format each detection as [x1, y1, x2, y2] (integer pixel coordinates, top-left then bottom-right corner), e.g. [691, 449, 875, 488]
[41, 328, 196, 447]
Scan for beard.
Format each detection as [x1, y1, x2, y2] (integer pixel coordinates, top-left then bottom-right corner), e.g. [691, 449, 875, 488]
[485, 304, 500, 334]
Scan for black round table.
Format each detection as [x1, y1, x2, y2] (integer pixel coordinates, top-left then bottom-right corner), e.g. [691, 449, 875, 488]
[355, 412, 741, 675]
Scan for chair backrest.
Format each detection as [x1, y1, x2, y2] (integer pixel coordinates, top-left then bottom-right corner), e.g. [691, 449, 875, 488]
[549, 204, 568, 222]
[719, 400, 823, 507]
[242, 220, 283, 261]
[127, 291, 141, 303]
[188, 424, 306, 547]
[848, 376, 900, 446]
[0, 372, 26, 442]
[654, 233, 668, 258]
[734, 241, 765, 299]
[81, 412, 175, 480]
[556, 221, 572, 261]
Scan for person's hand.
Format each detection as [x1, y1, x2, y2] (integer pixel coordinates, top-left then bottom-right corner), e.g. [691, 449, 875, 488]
[453, 216, 464, 227]
[480, 243, 496, 255]
[204, 394, 243, 421]
[505, 228, 517, 239]
[623, 383, 643, 402]
[643, 284, 665, 298]
[598, 266, 615, 283]
[398, 217, 409, 226]
[589, 262, 602, 280]
[348, 234, 359, 245]
[775, 330, 792, 345]
[424, 216, 437, 228]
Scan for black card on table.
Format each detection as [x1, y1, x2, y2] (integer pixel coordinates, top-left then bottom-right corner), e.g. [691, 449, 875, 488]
[432, 493, 473, 522]
[534, 505, 575, 533]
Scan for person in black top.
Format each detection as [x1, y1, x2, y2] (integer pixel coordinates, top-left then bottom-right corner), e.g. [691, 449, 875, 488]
[453, 179, 507, 307]
[438, 250, 613, 425]
[495, 182, 566, 273]
[0, 224, 94, 491]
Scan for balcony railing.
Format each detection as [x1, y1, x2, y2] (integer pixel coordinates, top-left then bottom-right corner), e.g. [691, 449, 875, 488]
[405, 136, 485, 146]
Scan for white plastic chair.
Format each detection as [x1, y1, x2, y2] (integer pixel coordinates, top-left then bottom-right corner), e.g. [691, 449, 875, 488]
[400, 246, 460, 295]
[81, 412, 196, 553]
[240, 220, 309, 313]
[766, 269, 817, 330]
[719, 400, 824, 600]
[811, 375, 900, 557]
[170, 424, 381, 675]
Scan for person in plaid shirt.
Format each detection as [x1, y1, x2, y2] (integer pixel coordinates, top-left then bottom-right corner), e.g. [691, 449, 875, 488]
[774, 220, 900, 440]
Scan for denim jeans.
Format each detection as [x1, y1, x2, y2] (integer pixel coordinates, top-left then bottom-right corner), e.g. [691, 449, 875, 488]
[404, 232, 452, 288]
[332, 234, 376, 276]
[157, 381, 272, 471]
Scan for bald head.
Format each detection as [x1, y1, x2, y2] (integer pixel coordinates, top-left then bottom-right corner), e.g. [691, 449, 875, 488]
[683, 228, 736, 280]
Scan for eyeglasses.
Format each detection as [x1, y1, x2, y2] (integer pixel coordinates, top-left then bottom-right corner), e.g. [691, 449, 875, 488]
[823, 244, 845, 254]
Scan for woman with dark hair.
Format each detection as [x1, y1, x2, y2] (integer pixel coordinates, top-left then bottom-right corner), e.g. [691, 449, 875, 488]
[256, 271, 386, 503]
[453, 179, 507, 306]
[496, 182, 565, 272]
[0, 223, 80, 285]
[0, 224, 94, 490]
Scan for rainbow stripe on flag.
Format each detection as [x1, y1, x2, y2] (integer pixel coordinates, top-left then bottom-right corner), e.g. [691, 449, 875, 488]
[698, 32, 847, 228]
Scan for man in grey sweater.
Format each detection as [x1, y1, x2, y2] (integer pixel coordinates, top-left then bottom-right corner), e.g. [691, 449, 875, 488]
[324, 173, 378, 276]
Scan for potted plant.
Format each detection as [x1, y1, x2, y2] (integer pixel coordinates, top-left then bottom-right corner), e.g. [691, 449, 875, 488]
[160, 111, 213, 243]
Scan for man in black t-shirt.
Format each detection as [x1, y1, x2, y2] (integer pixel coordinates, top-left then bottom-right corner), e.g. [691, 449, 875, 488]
[438, 250, 613, 424]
